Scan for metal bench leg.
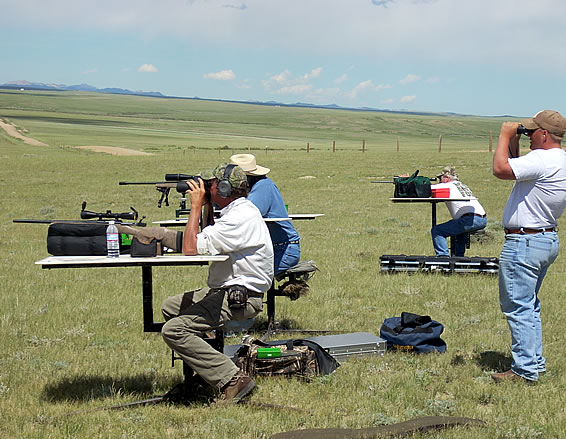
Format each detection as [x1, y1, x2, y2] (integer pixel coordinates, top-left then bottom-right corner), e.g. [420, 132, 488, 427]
[266, 284, 276, 327]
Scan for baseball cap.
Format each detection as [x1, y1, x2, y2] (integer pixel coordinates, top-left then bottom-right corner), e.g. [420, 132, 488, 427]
[520, 110, 566, 138]
[439, 166, 458, 180]
[200, 162, 248, 190]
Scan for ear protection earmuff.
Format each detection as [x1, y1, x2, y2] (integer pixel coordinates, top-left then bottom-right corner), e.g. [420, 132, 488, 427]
[217, 164, 236, 198]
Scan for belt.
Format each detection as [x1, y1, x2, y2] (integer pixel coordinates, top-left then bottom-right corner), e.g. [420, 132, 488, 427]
[214, 286, 263, 297]
[504, 227, 557, 235]
[274, 240, 300, 247]
[247, 291, 264, 298]
[461, 212, 486, 218]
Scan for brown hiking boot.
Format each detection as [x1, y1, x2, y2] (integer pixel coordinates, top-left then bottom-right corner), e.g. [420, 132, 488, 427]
[491, 369, 535, 384]
[216, 373, 255, 403]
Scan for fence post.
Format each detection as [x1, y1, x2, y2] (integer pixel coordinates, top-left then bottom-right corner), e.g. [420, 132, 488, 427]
[438, 135, 442, 153]
[307, 142, 310, 153]
[362, 139, 365, 152]
[397, 136, 400, 152]
[333, 140, 336, 152]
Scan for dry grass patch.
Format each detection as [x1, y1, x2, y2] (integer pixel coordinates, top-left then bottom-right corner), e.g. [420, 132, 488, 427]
[74, 146, 153, 156]
[0, 119, 48, 146]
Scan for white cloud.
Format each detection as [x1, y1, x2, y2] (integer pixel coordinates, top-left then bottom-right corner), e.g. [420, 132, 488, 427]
[237, 80, 252, 89]
[204, 69, 236, 80]
[304, 67, 322, 80]
[400, 74, 420, 85]
[334, 74, 347, 85]
[270, 70, 291, 83]
[273, 84, 313, 95]
[262, 68, 322, 96]
[138, 64, 158, 73]
[5, 1, 566, 71]
[401, 95, 417, 103]
[346, 80, 391, 100]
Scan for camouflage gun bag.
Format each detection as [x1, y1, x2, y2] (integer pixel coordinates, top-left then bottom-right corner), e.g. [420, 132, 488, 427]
[235, 337, 339, 380]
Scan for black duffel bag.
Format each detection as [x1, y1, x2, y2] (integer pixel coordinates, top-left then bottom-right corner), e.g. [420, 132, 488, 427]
[380, 312, 446, 353]
[47, 222, 130, 256]
[394, 170, 432, 198]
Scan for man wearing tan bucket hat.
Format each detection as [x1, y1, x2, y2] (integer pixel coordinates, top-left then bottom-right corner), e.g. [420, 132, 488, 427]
[230, 154, 300, 274]
[492, 110, 566, 384]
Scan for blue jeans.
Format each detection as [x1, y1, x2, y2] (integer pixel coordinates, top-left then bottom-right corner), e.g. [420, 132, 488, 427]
[498, 232, 559, 381]
[431, 215, 487, 256]
[274, 242, 300, 274]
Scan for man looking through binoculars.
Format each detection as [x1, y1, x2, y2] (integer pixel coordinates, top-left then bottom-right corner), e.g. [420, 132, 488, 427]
[160, 162, 274, 403]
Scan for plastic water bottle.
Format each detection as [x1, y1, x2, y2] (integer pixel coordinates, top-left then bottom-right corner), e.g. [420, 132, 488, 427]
[106, 220, 120, 258]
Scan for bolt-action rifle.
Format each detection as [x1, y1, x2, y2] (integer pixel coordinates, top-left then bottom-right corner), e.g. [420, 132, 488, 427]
[119, 173, 201, 217]
[372, 176, 438, 183]
[13, 202, 146, 226]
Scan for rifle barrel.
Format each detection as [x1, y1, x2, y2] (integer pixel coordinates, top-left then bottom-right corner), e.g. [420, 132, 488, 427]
[13, 219, 54, 224]
[119, 181, 168, 185]
[13, 219, 147, 226]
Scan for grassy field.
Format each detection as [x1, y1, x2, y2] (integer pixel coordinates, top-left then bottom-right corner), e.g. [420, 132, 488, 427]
[1, 90, 565, 438]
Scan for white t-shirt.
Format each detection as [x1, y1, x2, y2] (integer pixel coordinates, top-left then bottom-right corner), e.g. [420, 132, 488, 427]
[433, 181, 485, 219]
[503, 148, 566, 229]
[197, 197, 274, 293]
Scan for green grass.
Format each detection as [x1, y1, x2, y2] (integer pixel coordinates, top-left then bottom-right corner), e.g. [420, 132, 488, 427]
[1, 90, 564, 438]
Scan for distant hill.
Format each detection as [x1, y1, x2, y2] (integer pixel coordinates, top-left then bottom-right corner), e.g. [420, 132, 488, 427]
[0, 80, 165, 98]
[1, 80, 508, 118]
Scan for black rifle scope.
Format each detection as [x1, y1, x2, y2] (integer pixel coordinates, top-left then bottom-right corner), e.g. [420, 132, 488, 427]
[165, 173, 198, 182]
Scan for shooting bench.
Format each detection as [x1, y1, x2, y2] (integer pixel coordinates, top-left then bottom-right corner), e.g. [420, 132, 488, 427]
[36, 254, 230, 399]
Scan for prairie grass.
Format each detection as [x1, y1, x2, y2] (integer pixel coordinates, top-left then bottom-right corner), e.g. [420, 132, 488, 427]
[1, 90, 565, 438]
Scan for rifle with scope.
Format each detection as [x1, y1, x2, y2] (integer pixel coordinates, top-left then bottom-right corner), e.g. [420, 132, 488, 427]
[119, 173, 204, 217]
[13, 202, 146, 226]
[372, 176, 439, 184]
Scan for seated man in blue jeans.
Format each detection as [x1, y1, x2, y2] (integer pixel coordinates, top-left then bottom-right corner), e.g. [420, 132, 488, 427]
[431, 166, 487, 256]
[230, 154, 300, 274]
[225, 154, 300, 334]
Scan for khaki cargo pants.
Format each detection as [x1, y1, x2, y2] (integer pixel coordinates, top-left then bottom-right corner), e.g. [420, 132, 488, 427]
[161, 287, 263, 390]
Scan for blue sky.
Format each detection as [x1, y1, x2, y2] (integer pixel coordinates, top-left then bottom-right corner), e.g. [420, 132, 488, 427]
[1, 0, 566, 117]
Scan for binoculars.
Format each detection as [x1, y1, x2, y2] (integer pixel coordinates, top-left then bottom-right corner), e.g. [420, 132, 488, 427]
[517, 125, 535, 136]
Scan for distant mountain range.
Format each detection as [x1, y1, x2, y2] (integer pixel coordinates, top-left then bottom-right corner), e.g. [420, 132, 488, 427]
[1, 80, 166, 98]
[0, 80, 487, 117]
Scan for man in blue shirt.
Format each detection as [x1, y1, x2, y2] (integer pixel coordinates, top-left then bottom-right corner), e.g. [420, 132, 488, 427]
[230, 154, 300, 274]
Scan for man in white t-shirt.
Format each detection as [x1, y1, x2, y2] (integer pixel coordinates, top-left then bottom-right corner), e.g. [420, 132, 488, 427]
[492, 110, 566, 384]
[431, 166, 487, 256]
[161, 163, 274, 402]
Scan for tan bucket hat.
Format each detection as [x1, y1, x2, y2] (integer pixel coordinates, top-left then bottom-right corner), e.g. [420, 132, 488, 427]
[229, 154, 270, 176]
